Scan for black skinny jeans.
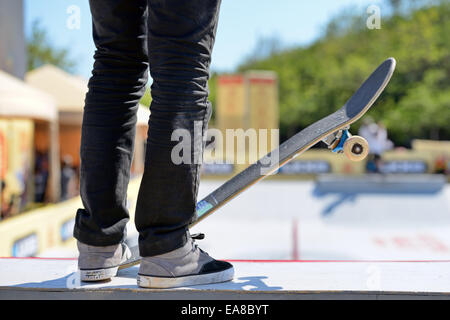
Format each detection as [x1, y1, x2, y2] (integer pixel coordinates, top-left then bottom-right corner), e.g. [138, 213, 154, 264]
[74, 0, 221, 256]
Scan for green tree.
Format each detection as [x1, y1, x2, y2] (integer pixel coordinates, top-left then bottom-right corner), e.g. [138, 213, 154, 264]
[235, 0, 450, 146]
[140, 86, 152, 107]
[27, 20, 76, 72]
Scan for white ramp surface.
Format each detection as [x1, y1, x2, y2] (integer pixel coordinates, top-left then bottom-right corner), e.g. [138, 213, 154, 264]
[1, 257, 450, 299]
[189, 176, 450, 261]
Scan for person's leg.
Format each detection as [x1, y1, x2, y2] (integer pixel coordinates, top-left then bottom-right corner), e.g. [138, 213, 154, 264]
[135, 0, 222, 256]
[135, 0, 233, 289]
[74, 0, 148, 247]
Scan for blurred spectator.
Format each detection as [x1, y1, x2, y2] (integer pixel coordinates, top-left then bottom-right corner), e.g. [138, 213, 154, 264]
[434, 155, 447, 174]
[19, 156, 32, 211]
[0, 180, 17, 219]
[34, 152, 49, 202]
[60, 155, 77, 201]
[365, 154, 383, 174]
[1, 180, 9, 219]
[358, 119, 394, 173]
[375, 121, 394, 153]
[359, 118, 379, 154]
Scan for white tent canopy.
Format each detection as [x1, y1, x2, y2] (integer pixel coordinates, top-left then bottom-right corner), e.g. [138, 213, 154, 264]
[26, 64, 86, 113]
[26, 65, 150, 125]
[0, 70, 57, 122]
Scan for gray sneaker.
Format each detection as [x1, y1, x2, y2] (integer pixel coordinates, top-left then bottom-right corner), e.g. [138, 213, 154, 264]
[137, 234, 234, 288]
[77, 241, 131, 281]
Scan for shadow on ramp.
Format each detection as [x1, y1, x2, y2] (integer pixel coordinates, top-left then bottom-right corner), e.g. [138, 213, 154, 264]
[312, 174, 448, 221]
[10, 270, 283, 293]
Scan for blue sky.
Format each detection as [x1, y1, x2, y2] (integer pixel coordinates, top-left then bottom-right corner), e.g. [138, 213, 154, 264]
[24, 0, 384, 79]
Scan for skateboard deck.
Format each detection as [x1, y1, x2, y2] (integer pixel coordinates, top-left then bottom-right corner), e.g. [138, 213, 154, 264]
[118, 57, 396, 271]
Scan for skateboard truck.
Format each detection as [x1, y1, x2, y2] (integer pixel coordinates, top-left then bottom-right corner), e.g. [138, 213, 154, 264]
[322, 127, 369, 161]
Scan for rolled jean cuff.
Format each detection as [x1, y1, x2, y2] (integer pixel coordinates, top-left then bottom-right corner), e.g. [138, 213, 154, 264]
[74, 209, 128, 246]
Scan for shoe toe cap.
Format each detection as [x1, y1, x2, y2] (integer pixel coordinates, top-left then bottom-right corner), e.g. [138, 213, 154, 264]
[200, 260, 233, 274]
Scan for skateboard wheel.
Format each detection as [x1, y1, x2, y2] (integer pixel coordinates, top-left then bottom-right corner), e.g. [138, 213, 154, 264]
[343, 136, 369, 161]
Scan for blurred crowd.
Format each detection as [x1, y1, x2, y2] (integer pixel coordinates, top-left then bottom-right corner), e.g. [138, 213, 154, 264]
[0, 153, 79, 220]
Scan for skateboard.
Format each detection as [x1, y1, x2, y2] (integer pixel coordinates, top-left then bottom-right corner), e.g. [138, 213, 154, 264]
[118, 57, 396, 270]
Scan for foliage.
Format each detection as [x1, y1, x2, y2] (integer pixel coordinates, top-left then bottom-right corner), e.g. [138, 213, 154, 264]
[140, 86, 152, 108]
[27, 20, 76, 73]
[236, 0, 450, 146]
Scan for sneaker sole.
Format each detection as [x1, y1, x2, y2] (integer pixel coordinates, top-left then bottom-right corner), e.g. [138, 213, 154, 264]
[80, 266, 119, 281]
[137, 267, 234, 289]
